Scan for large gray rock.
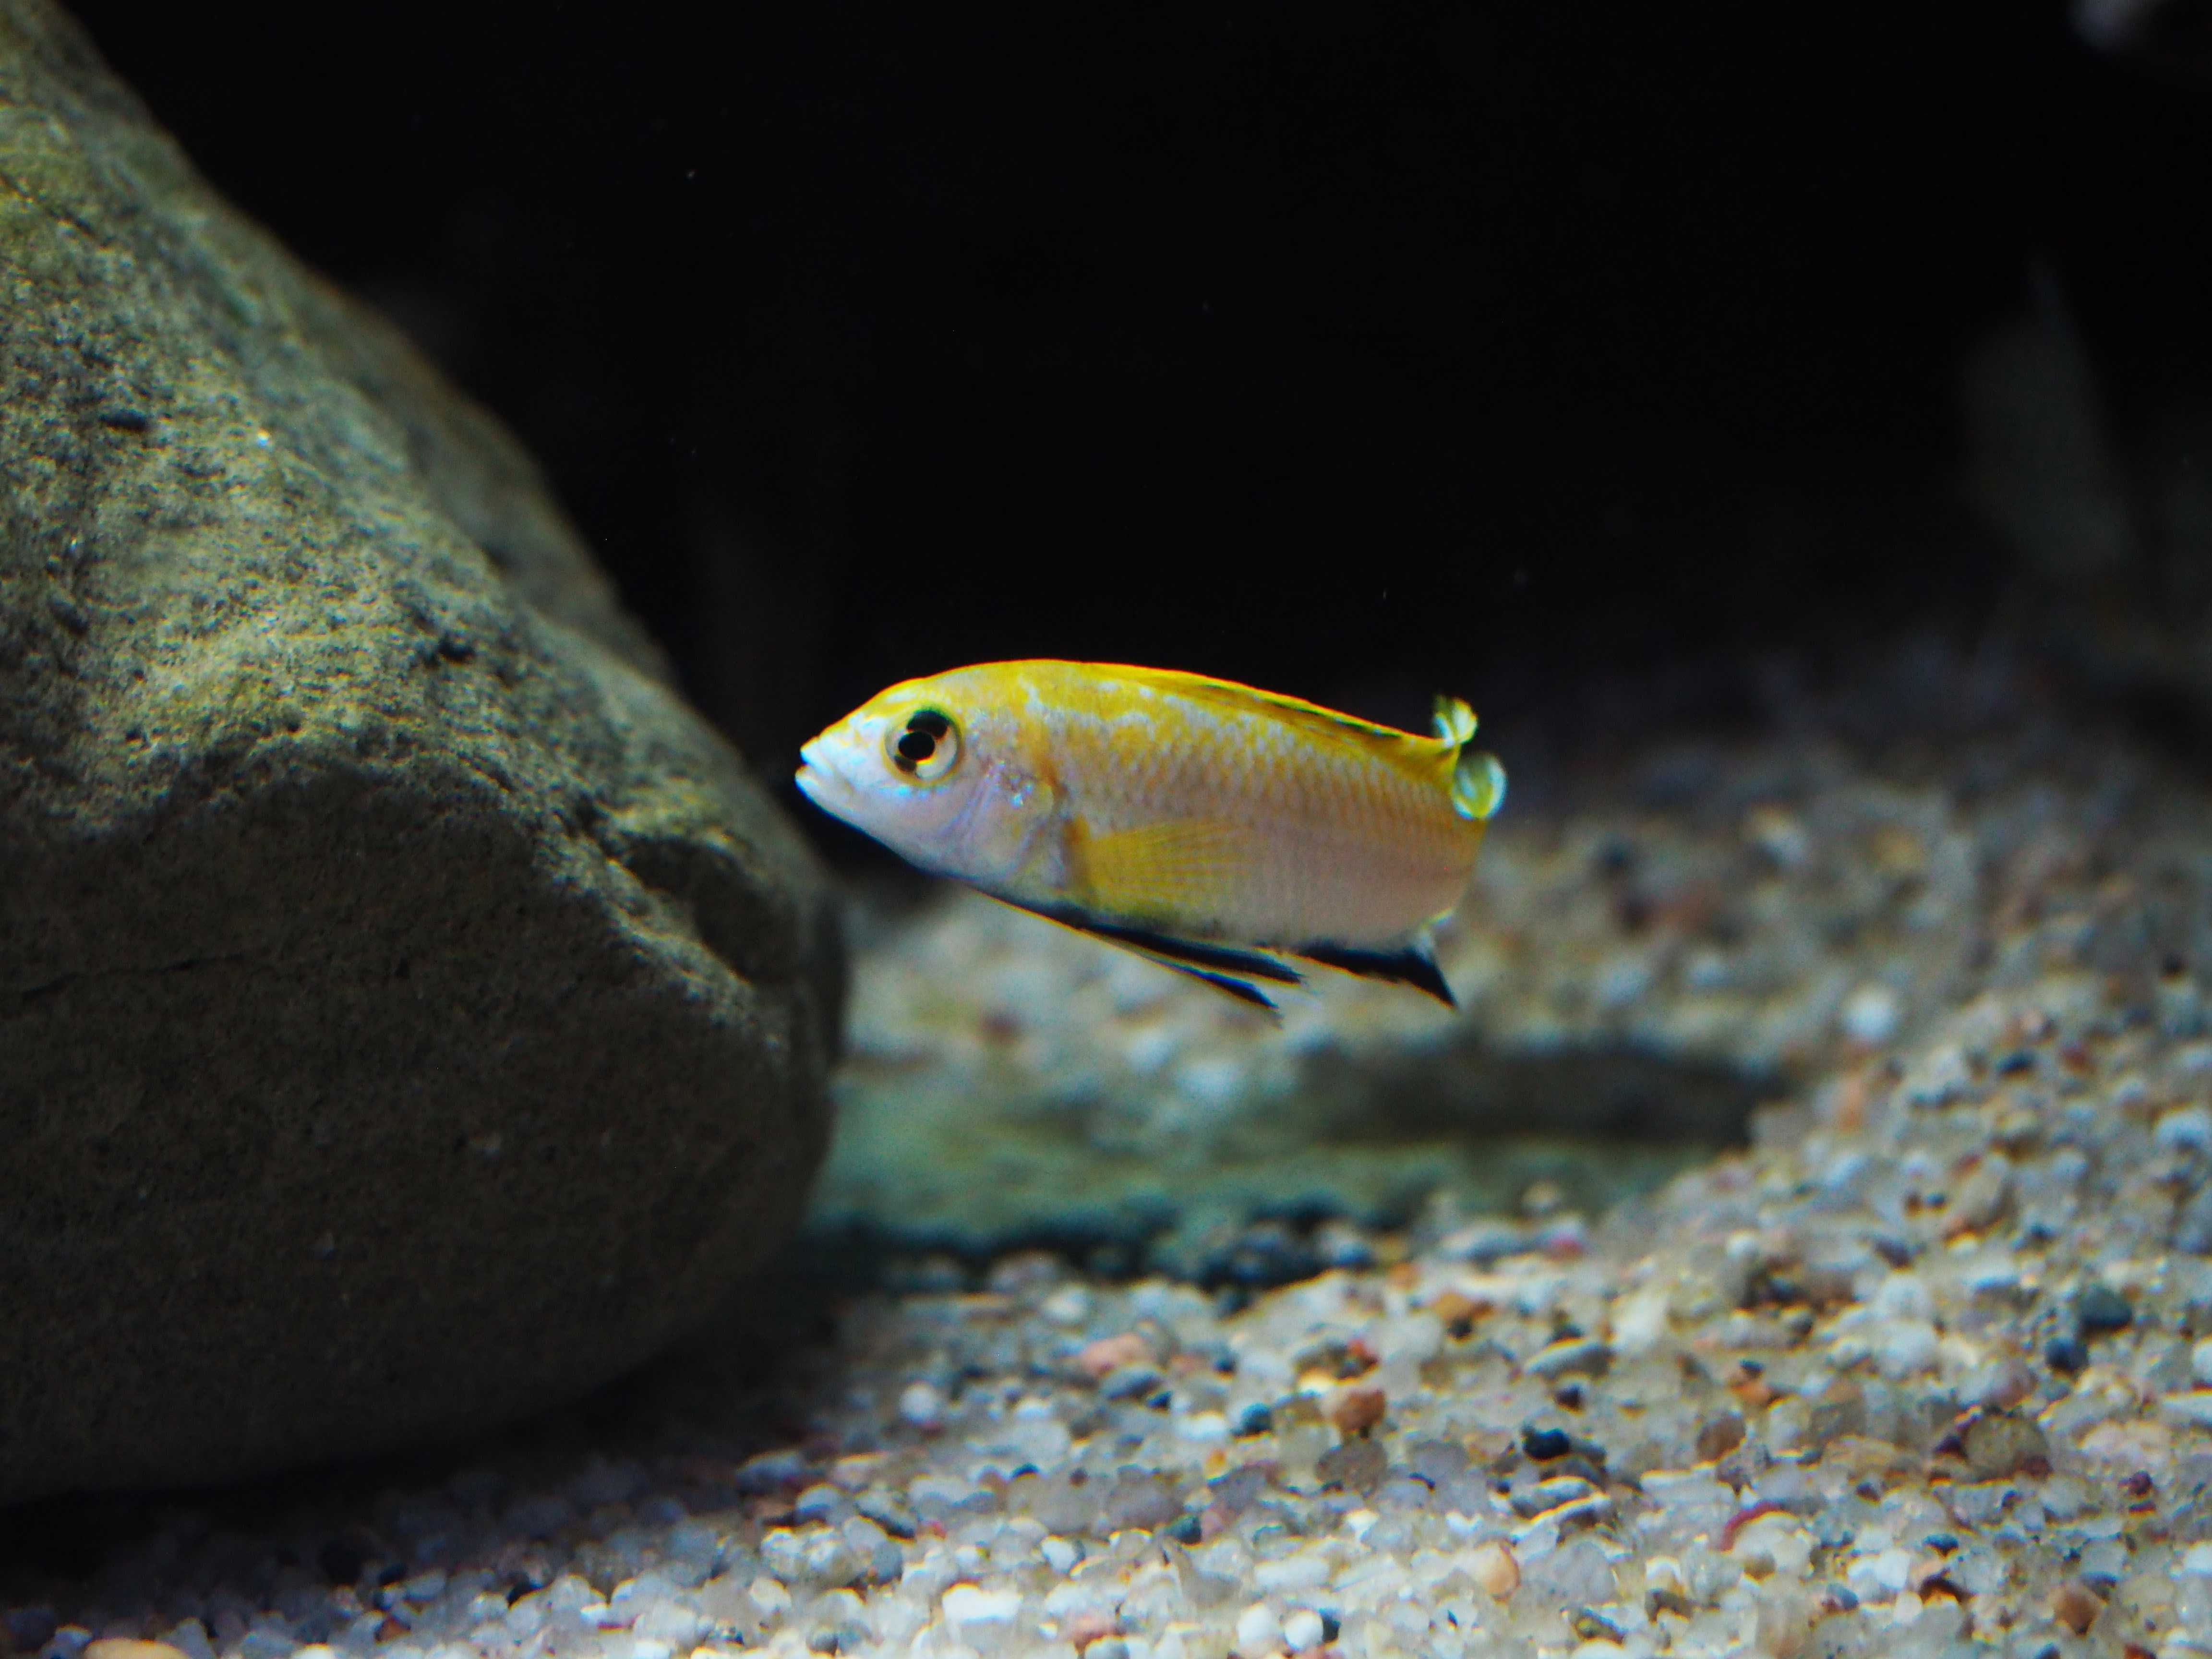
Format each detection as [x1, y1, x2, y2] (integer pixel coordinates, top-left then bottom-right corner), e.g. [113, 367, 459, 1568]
[0, 0, 843, 1503]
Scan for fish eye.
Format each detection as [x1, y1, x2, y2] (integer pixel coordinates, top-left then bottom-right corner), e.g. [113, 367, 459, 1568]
[884, 708, 960, 782]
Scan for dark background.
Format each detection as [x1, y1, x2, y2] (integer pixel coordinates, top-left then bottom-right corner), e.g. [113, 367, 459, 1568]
[69, 0, 2212, 827]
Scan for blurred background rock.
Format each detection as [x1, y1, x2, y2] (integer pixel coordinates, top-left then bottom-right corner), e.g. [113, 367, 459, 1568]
[64, 0, 2212, 818]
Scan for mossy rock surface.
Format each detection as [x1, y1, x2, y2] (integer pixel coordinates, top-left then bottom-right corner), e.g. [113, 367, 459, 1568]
[0, 0, 842, 1503]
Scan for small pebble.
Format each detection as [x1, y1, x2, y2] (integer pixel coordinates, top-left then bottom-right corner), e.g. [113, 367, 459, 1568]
[1840, 984, 1901, 1046]
[1527, 1337, 1613, 1380]
[2048, 1576, 2105, 1635]
[1469, 1540, 1520, 1599]
[1233, 1401, 1274, 1436]
[1077, 1331, 1153, 1380]
[1281, 1606, 1325, 1651]
[1233, 1602, 1282, 1655]
[1960, 1411, 2049, 1479]
[1522, 1426, 1573, 1461]
[2075, 1285, 2134, 1336]
[941, 1584, 1021, 1626]
[2045, 1334, 2089, 1375]
[1327, 1385, 1386, 1436]
[897, 1379, 946, 1429]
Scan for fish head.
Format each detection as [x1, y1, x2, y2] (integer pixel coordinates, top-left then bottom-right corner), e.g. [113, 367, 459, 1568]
[795, 667, 1053, 887]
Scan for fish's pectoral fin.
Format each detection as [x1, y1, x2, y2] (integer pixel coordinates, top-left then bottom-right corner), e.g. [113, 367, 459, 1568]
[1071, 817, 1250, 918]
[1295, 940, 1457, 1008]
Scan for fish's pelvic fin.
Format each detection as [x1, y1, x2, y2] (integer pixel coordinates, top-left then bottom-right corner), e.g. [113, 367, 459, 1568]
[1451, 747, 1507, 822]
[1296, 939, 1457, 1008]
[1431, 695, 1478, 746]
[1143, 957, 1284, 1014]
[1070, 818, 1248, 917]
[1001, 897, 1302, 1013]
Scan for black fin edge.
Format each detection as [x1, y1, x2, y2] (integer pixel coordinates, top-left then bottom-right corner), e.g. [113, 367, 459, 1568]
[1154, 960, 1282, 1012]
[1021, 904, 1304, 985]
[1296, 941, 1456, 1007]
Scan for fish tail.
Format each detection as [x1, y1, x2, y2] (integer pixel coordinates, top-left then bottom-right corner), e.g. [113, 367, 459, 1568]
[1451, 745, 1507, 822]
[1431, 694, 1478, 746]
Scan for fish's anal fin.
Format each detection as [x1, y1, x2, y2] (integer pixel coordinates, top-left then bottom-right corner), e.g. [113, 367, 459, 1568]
[1070, 817, 1248, 919]
[1295, 940, 1457, 1008]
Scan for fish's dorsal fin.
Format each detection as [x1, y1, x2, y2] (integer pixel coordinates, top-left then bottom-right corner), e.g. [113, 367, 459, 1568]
[1431, 695, 1477, 746]
[1075, 662, 1444, 751]
[1069, 817, 1249, 919]
[1295, 939, 1457, 1007]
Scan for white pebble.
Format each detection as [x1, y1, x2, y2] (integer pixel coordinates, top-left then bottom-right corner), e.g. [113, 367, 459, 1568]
[1846, 1548, 1913, 1600]
[1039, 1536, 1080, 1574]
[745, 1576, 791, 1616]
[898, 1380, 946, 1429]
[1178, 1410, 1230, 1443]
[2159, 1390, 2212, 1429]
[628, 1605, 706, 1647]
[1254, 1552, 1329, 1593]
[1840, 984, 1900, 1045]
[1281, 1608, 1325, 1651]
[941, 1584, 1020, 1626]
[1875, 1318, 1939, 1378]
[2194, 1337, 2212, 1386]
[1040, 1286, 1093, 1325]
[1871, 1271, 1933, 1319]
[1234, 1602, 1284, 1654]
[1612, 1286, 1670, 1355]
[2182, 1541, 2212, 1576]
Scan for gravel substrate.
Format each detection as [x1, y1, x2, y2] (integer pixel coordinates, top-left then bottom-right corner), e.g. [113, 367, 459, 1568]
[11, 961, 2212, 1657]
[12, 660, 2212, 1659]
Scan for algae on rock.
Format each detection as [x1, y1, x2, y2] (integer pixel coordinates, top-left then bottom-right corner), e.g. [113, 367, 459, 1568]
[0, 0, 842, 1503]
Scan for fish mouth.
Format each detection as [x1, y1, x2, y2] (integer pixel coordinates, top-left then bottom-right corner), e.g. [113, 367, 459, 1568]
[793, 739, 840, 811]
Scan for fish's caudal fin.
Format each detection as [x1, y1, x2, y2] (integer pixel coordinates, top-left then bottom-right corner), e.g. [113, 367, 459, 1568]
[1297, 940, 1456, 1007]
[1431, 695, 1478, 746]
[1451, 746, 1507, 822]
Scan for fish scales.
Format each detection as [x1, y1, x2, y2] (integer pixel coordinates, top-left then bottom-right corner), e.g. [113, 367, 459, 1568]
[795, 660, 1505, 1007]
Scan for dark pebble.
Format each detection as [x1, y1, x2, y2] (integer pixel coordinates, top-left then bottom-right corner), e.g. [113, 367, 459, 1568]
[1233, 1402, 1274, 1437]
[1321, 1611, 1343, 1643]
[2075, 1286, 2134, 1337]
[1316, 1438, 1388, 1495]
[2045, 1335, 2089, 1375]
[1165, 1513, 1203, 1544]
[1207, 1221, 1322, 1290]
[1522, 1426, 1573, 1461]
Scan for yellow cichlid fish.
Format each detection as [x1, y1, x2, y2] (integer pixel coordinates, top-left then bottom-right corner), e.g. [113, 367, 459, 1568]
[795, 661, 1505, 1010]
